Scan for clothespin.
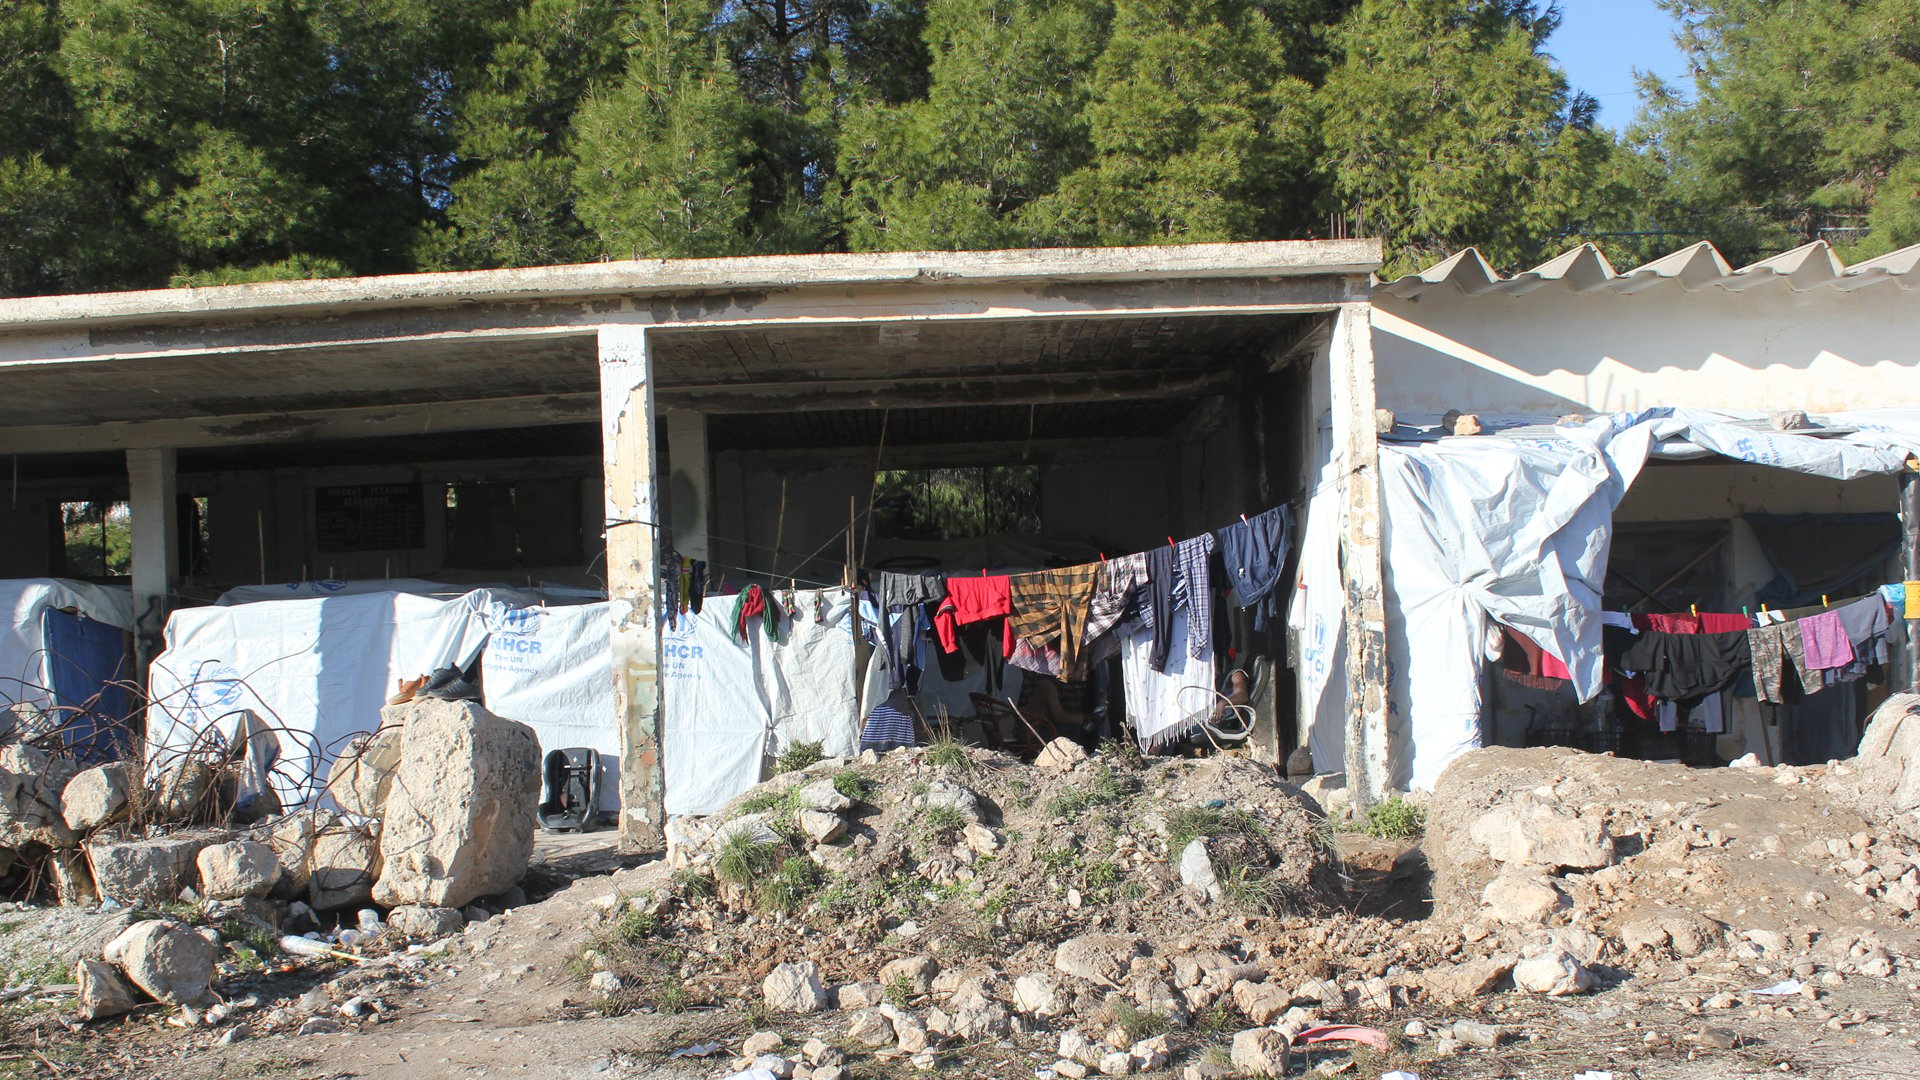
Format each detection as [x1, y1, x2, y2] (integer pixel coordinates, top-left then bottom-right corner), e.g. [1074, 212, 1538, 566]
[1167, 536, 1177, 548]
[1099, 553, 1107, 563]
[1822, 594, 1830, 608]
[1742, 606, 1751, 618]
[1690, 604, 1698, 617]
[1240, 513, 1248, 523]
[1761, 603, 1769, 613]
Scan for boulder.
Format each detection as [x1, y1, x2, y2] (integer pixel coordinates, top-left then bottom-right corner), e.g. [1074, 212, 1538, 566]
[387, 905, 467, 939]
[879, 955, 939, 996]
[260, 811, 327, 899]
[1512, 950, 1592, 996]
[1851, 694, 1920, 812]
[1418, 956, 1515, 1001]
[89, 830, 229, 904]
[61, 763, 133, 833]
[763, 960, 828, 1014]
[0, 742, 78, 849]
[1179, 840, 1220, 900]
[1468, 796, 1615, 870]
[1231, 979, 1290, 1024]
[74, 958, 140, 1021]
[797, 809, 846, 844]
[48, 849, 97, 906]
[309, 821, 382, 910]
[1012, 972, 1062, 1017]
[196, 841, 279, 900]
[1054, 934, 1146, 987]
[325, 714, 408, 817]
[1034, 738, 1089, 772]
[919, 780, 981, 820]
[1481, 872, 1570, 927]
[154, 758, 216, 822]
[846, 1008, 895, 1046]
[1230, 1029, 1290, 1077]
[110, 919, 218, 1006]
[370, 699, 539, 909]
[961, 824, 1000, 855]
[797, 780, 854, 813]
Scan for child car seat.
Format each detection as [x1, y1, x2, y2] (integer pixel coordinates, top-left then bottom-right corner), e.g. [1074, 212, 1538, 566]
[538, 747, 601, 832]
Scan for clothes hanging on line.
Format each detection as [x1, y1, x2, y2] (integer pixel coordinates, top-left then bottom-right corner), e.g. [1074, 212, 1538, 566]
[1007, 565, 1100, 679]
[934, 574, 1013, 657]
[1216, 505, 1294, 632]
[1172, 533, 1216, 662]
[1615, 629, 1751, 708]
[1797, 609, 1854, 671]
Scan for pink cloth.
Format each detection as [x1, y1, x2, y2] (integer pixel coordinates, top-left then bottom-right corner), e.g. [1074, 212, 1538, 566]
[1797, 610, 1855, 671]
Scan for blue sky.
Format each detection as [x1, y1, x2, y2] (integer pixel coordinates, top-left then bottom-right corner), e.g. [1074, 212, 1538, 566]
[1546, 0, 1694, 131]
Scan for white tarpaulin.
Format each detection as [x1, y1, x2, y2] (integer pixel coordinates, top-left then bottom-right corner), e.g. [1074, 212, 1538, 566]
[1288, 426, 1350, 775]
[661, 588, 859, 816]
[0, 579, 134, 709]
[1380, 407, 1920, 790]
[476, 598, 619, 811]
[148, 591, 491, 805]
[216, 579, 462, 606]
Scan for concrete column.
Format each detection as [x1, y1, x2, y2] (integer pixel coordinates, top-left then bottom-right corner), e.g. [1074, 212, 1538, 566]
[127, 447, 179, 669]
[1327, 302, 1392, 809]
[1902, 469, 1919, 691]
[666, 410, 711, 561]
[600, 325, 666, 852]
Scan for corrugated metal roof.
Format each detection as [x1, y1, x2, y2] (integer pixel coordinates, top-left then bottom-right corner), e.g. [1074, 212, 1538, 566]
[1377, 239, 1920, 298]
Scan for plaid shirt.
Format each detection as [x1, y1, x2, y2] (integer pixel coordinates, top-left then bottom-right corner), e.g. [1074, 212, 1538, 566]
[1008, 564, 1100, 680]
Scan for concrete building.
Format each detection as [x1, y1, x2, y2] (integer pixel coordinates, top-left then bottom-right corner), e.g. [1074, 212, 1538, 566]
[0, 237, 1914, 849]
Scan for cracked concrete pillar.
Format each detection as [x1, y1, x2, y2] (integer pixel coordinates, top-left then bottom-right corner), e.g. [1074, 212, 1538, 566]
[599, 325, 666, 852]
[127, 447, 178, 672]
[1328, 303, 1391, 810]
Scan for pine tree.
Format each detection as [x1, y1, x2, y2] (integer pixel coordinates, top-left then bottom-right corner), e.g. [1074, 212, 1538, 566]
[1318, 0, 1623, 274]
[834, 0, 1105, 251]
[1020, 0, 1324, 245]
[1637, 0, 1920, 261]
[572, 0, 775, 258]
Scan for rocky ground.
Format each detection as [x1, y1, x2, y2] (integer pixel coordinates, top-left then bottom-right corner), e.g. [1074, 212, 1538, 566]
[3, 698, 1920, 1079]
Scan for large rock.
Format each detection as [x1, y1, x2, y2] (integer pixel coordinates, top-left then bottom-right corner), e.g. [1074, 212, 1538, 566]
[61, 763, 133, 833]
[1179, 840, 1220, 900]
[74, 958, 140, 1021]
[763, 960, 828, 1013]
[1418, 956, 1515, 1001]
[108, 919, 218, 1006]
[196, 841, 279, 900]
[1231, 979, 1290, 1024]
[89, 830, 229, 904]
[325, 710, 409, 817]
[371, 699, 539, 909]
[388, 905, 466, 939]
[878, 955, 939, 996]
[1230, 1029, 1290, 1077]
[1467, 796, 1615, 871]
[1481, 872, 1570, 927]
[0, 742, 78, 850]
[1512, 950, 1592, 996]
[1849, 694, 1920, 811]
[1034, 738, 1089, 772]
[309, 821, 382, 910]
[154, 758, 217, 822]
[1012, 973, 1062, 1017]
[1054, 934, 1145, 986]
[261, 811, 326, 900]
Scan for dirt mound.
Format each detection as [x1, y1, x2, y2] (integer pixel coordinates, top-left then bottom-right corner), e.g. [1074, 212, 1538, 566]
[1428, 744, 1920, 983]
[627, 745, 1343, 1008]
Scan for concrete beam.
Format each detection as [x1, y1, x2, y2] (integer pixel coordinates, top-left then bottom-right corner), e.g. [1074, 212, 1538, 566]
[0, 393, 601, 454]
[658, 367, 1240, 414]
[0, 240, 1384, 332]
[127, 448, 178, 670]
[600, 326, 666, 853]
[1328, 303, 1392, 809]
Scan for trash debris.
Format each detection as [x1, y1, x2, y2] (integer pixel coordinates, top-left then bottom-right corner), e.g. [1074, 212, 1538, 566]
[1573, 1072, 1614, 1080]
[1748, 978, 1805, 996]
[1381, 1072, 1420, 1080]
[1293, 1025, 1390, 1051]
[669, 1042, 724, 1059]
